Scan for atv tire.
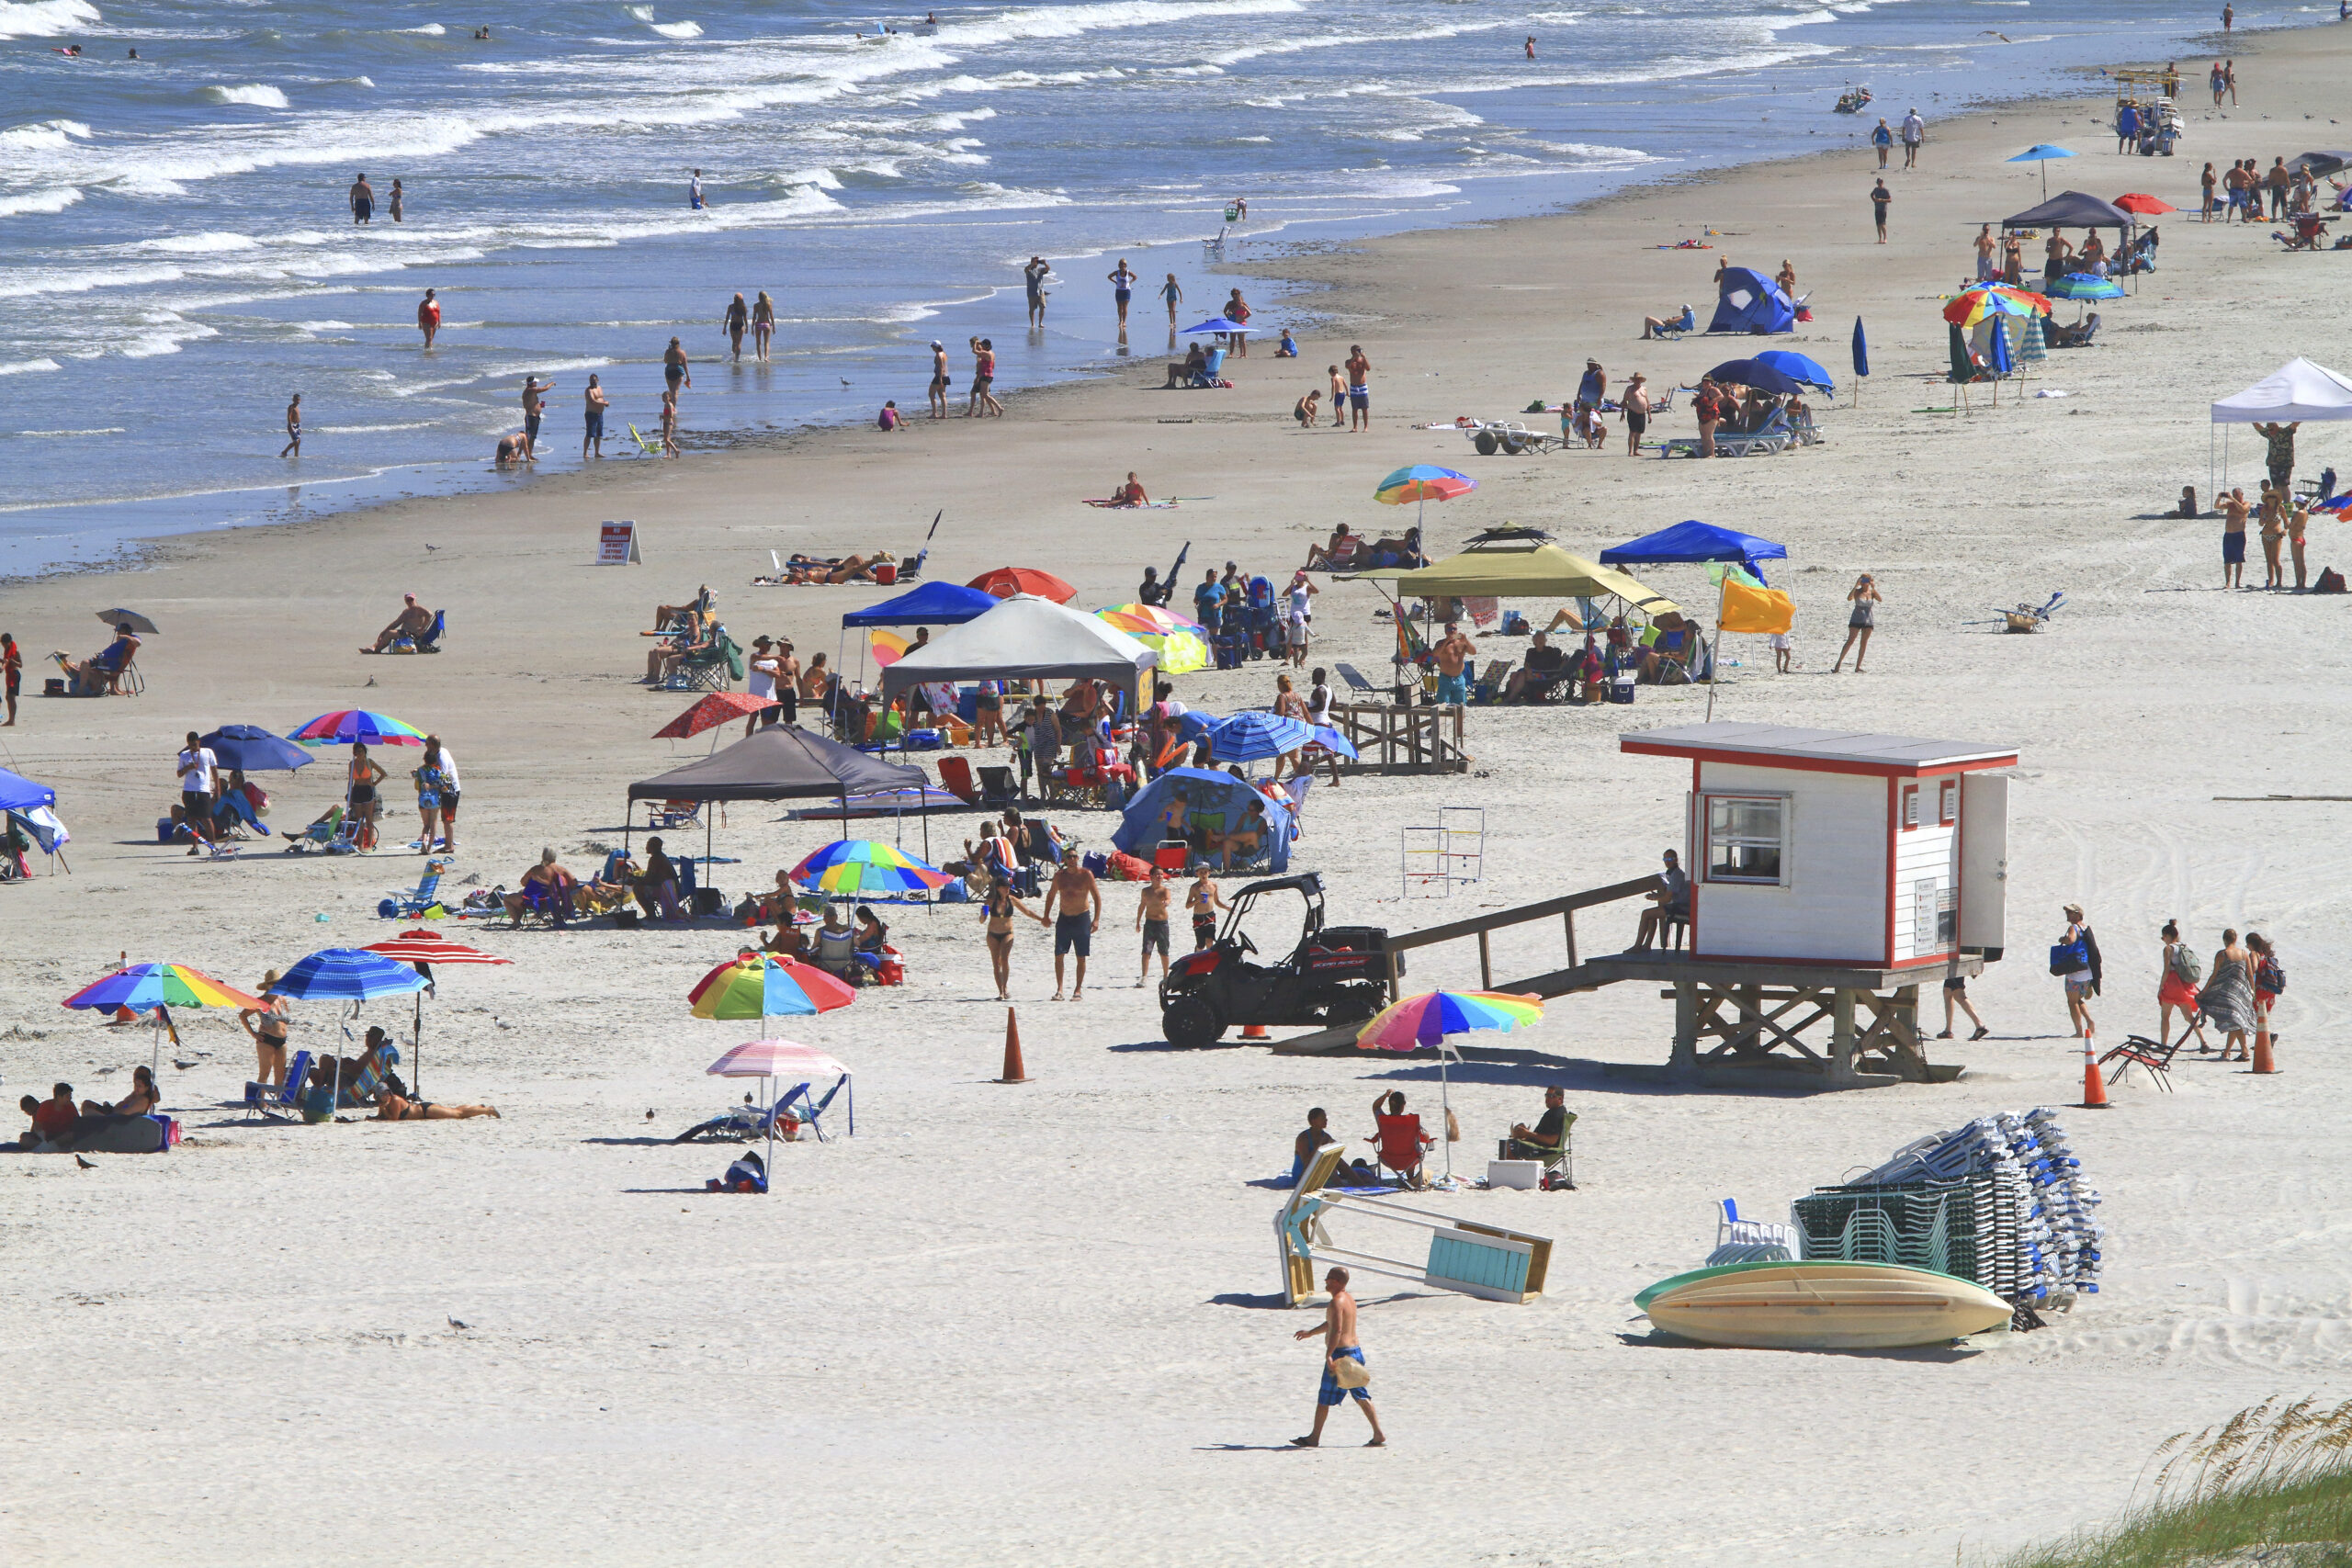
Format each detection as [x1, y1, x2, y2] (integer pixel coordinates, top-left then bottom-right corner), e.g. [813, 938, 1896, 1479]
[1162, 994, 1227, 1050]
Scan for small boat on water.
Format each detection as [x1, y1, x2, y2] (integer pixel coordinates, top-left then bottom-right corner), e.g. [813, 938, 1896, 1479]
[1635, 1259, 2012, 1350]
[1835, 85, 1873, 114]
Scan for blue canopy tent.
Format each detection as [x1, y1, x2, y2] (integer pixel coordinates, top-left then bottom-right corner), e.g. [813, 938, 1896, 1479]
[1600, 521, 1788, 585]
[1706, 266, 1794, 336]
[1112, 767, 1293, 874]
[0, 765, 54, 813]
[839, 581, 999, 628]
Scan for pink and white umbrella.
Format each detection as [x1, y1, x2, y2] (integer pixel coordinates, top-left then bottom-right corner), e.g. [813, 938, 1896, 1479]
[705, 1039, 855, 1155]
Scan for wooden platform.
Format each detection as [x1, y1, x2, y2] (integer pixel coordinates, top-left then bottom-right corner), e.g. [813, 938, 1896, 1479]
[1323, 703, 1468, 776]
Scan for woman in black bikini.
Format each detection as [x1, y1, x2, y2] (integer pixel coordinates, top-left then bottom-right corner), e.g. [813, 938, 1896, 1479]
[375, 1093, 499, 1121]
[240, 970, 293, 1087]
[983, 874, 1046, 1001]
[346, 742, 387, 851]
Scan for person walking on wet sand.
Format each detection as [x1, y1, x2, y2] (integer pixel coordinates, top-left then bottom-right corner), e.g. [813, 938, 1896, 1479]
[279, 392, 301, 458]
[927, 339, 949, 419]
[1292, 1266, 1385, 1448]
[2, 630, 18, 728]
[1108, 258, 1137, 331]
[723, 292, 749, 360]
[1870, 178, 1891, 243]
[1345, 344, 1372, 432]
[416, 288, 440, 350]
[1899, 106, 1923, 168]
[1832, 573, 1879, 671]
[663, 337, 691, 402]
[582, 373, 609, 459]
[1160, 271, 1182, 325]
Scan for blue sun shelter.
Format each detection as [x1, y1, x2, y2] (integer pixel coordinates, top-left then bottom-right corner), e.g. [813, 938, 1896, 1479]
[1706, 266, 1795, 336]
[1114, 767, 1294, 874]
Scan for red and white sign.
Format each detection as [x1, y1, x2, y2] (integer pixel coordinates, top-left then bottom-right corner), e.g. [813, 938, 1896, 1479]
[596, 520, 641, 565]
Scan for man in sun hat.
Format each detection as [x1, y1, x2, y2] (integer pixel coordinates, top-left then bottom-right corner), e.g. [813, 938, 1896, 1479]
[364, 593, 435, 653]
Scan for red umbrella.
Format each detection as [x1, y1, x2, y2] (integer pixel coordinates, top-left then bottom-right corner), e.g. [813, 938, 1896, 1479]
[2113, 192, 2176, 215]
[655, 691, 770, 739]
[967, 566, 1075, 603]
[360, 929, 512, 1098]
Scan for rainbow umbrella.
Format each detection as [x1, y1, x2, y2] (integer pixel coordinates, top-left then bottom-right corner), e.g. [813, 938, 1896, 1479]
[288, 709, 426, 747]
[791, 839, 953, 896]
[62, 961, 267, 1075]
[687, 952, 856, 1023]
[1356, 989, 1546, 1181]
[1374, 464, 1476, 535]
[1095, 604, 1211, 675]
[2314, 493, 2352, 515]
[1941, 286, 2051, 327]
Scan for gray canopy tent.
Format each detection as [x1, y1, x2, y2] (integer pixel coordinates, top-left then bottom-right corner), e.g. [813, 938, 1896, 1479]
[878, 594, 1159, 716]
[2002, 190, 2142, 295]
[627, 726, 931, 880]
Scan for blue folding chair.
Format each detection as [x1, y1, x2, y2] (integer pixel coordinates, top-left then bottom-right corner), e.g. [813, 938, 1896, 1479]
[243, 1050, 313, 1122]
[777, 1074, 854, 1142]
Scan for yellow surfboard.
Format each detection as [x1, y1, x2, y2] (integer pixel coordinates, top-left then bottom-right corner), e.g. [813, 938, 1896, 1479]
[1636, 1260, 2013, 1350]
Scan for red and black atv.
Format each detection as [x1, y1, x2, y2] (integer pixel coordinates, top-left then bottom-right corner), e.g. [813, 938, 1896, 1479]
[1159, 872, 1392, 1049]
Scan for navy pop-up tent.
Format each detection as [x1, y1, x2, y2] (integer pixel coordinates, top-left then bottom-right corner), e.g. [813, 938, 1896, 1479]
[1600, 521, 1789, 585]
[839, 581, 1000, 628]
[1112, 767, 1293, 874]
[1706, 266, 1795, 335]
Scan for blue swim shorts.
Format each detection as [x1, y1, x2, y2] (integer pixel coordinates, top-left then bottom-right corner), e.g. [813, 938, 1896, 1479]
[1436, 672, 1469, 705]
[1318, 1347, 1369, 1405]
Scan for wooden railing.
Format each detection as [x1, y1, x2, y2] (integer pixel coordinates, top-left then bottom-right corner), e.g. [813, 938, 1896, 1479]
[1380, 874, 1664, 999]
[1327, 703, 1467, 775]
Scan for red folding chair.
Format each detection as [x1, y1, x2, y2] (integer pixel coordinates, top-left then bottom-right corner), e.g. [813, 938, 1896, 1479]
[936, 755, 982, 805]
[1372, 1113, 1432, 1187]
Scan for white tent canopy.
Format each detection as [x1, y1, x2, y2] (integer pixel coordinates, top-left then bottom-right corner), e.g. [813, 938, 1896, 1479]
[877, 593, 1157, 702]
[2211, 357, 2352, 423]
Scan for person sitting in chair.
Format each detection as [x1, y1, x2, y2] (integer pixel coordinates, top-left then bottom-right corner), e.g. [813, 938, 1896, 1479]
[362, 593, 435, 653]
[1503, 631, 1569, 703]
[503, 848, 578, 925]
[812, 906, 856, 978]
[1304, 523, 1358, 570]
[52, 623, 140, 695]
[1216, 798, 1268, 871]
[632, 837, 684, 919]
[852, 904, 891, 981]
[1632, 849, 1690, 950]
[644, 609, 713, 684]
[1506, 1085, 1574, 1164]
[1164, 342, 1207, 389]
[1642, 303, 1695, 339]
[1637, 616, 1697, 683]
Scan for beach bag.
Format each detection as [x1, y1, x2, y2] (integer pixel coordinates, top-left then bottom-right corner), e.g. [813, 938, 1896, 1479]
[2318, 568, 2346, 593]
[2169, 944, 2203, 986]
[1329, 1354, 1371, 1391]
[2047, 938, 2087, 976]
[2257, 957, 2286, 994]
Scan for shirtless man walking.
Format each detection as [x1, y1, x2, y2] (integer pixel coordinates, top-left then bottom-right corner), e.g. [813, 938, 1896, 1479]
[1136, 867, 1174, 987]
[1042, 856, 1102, 1000]
[278, 391, 301, 458]
[1292, 1266, 1385, 1448]
[519, 375, 549, 462]
[1432, 621, 1477, 705]
[1344, 344, 1372, 432]
[416, 288, 440, 350]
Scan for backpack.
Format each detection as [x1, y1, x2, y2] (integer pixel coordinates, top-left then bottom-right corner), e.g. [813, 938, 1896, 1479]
[2316, 568, 2346, 593]
[2257, 957, 2286, 994]
[2169, 944, 2203, 986]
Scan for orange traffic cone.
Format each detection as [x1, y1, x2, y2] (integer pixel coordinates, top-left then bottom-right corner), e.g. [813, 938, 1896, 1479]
[1240, 1023, 1269, 1040]
[2079, 1032, 2109, 1109]
[996, 1007, 1031, 1084]
[2251, 1020, 2278, 1075]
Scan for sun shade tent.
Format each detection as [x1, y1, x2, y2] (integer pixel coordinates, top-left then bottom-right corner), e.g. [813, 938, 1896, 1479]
[1345, 542, 1680, 616]
[1706, 266, 1794, 336]
[878, 594, 1158, 709]
[0, 765, 56, 813]
[1111, 766, 1294, 873]
[1601, 521, 1789, 586]
[2211, 357, 2352, 423]
[629, 726, 925, 806]
[838, 581, 1001, 628]
[2001, 190, 2134, 231]
[2286, 152, 2351, 179]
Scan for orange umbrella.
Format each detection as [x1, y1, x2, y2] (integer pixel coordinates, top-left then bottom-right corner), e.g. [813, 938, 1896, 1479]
[2113, 192, 2176, 215]
[967, 566, 1075, 603]
[360, 929, 512, 1099]
[655, 691, 771, 739]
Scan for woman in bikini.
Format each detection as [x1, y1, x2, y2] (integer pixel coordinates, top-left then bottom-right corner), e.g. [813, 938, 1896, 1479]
[752, 291, 775, 360]
[983, 873, 1046, 1001]
[240, 970, 293, 1088]
[375, 1093, 499, 1121]
[346, 742, 387, 851]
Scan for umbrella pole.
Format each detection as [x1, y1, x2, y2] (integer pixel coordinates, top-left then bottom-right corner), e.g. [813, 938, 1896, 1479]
[1705, 575, 1726, 723]
[413, 988, 424, 1100]
[1440, 1050, 1453, 1184]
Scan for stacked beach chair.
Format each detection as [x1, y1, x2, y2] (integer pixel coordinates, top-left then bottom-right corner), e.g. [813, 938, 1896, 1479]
[1791, 1108, 2103, 1312]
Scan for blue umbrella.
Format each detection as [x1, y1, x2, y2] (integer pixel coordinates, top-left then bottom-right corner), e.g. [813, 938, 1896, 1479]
[1306, 724, 1360, 760]
[1180, 316, 1248, 334]
[2044, 271, 2124, 301]
[198, 724, 314, 773]
[1702, 358, 1805, 397]
[1205, 711, 1314, 762]
[2007, 142, 2075, 198]
[1851, 317, 1870, 378]
[1987, 316, 2015, 378]
[274, 948, 430, 1004]
[1751, 350, 1835, 395]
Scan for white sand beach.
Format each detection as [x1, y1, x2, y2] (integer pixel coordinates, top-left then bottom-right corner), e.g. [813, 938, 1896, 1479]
[6, 19, 2352, 1568]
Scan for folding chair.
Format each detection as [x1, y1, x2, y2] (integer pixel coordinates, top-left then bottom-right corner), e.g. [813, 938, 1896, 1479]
[2098, 1033, 2178, 1091]
[777, 1074, 854, 1141]
[1497, 1112, 1576, 1190]
[382, 863, 448, 918]
[243, 1051, 312, 1122]
[1372, 1113, 1432, 1188]
[936, 756, 982, 805]
[1470, 658, 1511, 705]
[648, 799, 703, 832]
[977, 765, 1021, 807]
[626, 423, 664, 456]
[1152, 839, 1191, 873]
[1706, 1197, 1797, 1264]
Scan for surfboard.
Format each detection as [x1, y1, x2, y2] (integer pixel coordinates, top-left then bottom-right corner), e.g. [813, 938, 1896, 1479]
[1635, 1259, 2012, 1350]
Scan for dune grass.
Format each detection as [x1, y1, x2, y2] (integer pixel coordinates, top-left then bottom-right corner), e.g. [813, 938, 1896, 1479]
[1989, 1397, 2352, 1568]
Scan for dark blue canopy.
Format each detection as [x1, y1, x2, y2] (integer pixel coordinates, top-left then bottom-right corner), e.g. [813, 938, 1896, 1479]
[1600, 521, 1790, 586]
[0, 765, 54, 813]
[199, 725, 314, 773]
[1703, 358, 1806, 398]
[839, 581, 1000, 628]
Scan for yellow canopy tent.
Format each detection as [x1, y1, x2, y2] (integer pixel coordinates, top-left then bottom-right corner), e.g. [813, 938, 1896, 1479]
[1345, 542, 1680, 617]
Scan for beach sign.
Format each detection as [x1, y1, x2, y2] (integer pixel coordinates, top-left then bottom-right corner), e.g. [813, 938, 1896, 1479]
[596, 520, 641, 565]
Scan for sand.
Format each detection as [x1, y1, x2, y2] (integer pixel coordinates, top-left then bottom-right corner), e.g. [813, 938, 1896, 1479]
[5, 21, 2351, 1567]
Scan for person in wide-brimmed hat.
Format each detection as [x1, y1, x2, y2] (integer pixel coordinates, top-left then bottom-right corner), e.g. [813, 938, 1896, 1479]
[240, 971, 293, 1089]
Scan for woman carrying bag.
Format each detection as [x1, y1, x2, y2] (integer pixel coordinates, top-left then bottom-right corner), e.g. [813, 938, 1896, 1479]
[2051, 903, 2100, 1040]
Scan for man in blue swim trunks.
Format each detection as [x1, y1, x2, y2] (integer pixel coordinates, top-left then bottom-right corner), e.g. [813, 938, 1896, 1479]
[1042, 856, 1101, 1001]
[1432, 621, 1476, 705]
[1292, 1266, 1385, 1447]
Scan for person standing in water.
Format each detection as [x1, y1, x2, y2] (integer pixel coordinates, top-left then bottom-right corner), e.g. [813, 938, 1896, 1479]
[688, 167, 705, 209]
[1024, 255, 1050, 328]
[279, 392, 301, 458]
[1159, 272, 1182, 325]
[1107, 257, 1137, 331]
[519, 375, 549, 462]
[752, 290, 775, 360]
[416, 288, 440, 350]
[1524, 34, 1535, 58]
[722, 292, 749, 360]
[349, 172, 374, 224]
[388, 178, 404, 222]
[582, 373, 609, 460]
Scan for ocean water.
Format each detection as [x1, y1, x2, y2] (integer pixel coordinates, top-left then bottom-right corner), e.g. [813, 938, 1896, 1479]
[0, 0, 2309, 575]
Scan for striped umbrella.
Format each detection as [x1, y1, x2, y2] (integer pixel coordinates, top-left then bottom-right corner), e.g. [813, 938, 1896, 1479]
[1941, 286, 2052, 326]
[687, 953, 856, 1023]
[1356, 989, 1547, 1181]
[1095, 604, 1211, 675]
[288, 709, 426, 747]
[62, 961, 268, 1076]
[274, 948, 434, 1104]
[361, 930, 509, 1099]
[1374, 463, 1476, 533]
[790, 839, 954, 896]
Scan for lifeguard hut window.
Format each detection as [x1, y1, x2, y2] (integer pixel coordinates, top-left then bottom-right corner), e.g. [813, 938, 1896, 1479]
[1704, 795, 1787, 885]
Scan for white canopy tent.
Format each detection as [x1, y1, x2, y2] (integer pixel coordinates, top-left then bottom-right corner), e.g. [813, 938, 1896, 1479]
[2210, 357, 2352, 495]
[876, 593, 1158, 712]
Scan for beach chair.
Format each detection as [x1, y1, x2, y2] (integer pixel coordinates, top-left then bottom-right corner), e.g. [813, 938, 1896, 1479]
[1334, 662, 1381, 701]
[1372, 1113, 1432, 1188]
[1192, 347, 1227, 387]
[626, 423, 664, 457]
[777, 1074, 853, 1141]
[937, 756, 982, 805]
[648, 798, 703, 832]
[1498, 1113, 1576, 1190]
[381, 862, 448, 919]
[977, 765, 1022, 807]
[1152, 838, 1191, 873]
[243, 1051, 312, 1122]
[1706, 1198, 1795, 1263]
[2098, 1032, 2179, 1091]
[1313, 536, 1363, 574]
[664, 629, 742, 692]
[1712, 416, 1793, 458]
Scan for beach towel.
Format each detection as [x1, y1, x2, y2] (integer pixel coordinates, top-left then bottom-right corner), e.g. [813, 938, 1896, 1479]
[1082, 499, 1182, 509]
[2198, 958, 2257, 1033]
